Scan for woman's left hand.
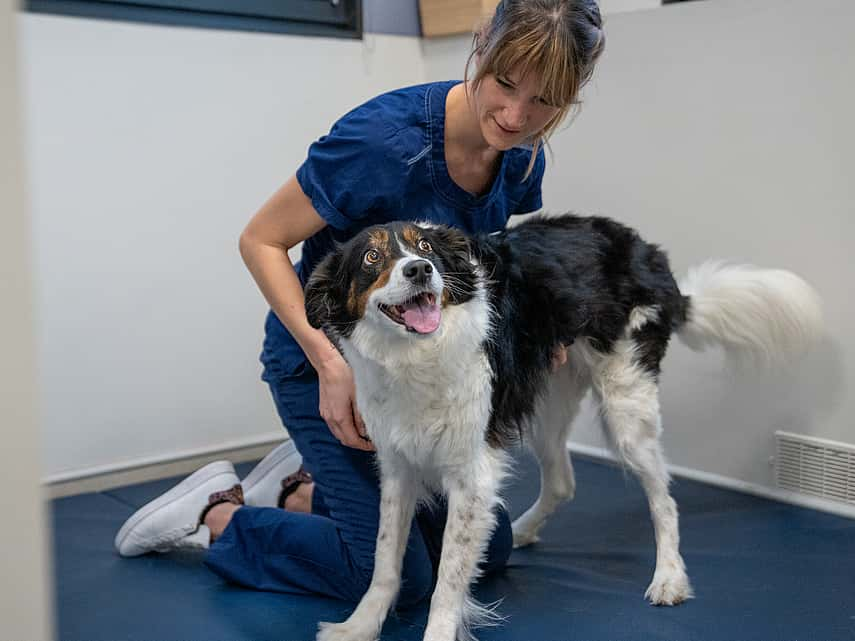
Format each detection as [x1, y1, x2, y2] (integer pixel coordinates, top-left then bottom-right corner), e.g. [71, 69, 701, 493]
[551, 344, 568, 372]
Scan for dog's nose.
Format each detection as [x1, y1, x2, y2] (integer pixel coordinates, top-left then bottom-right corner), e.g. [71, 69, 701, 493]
[403, 259, 433, 284]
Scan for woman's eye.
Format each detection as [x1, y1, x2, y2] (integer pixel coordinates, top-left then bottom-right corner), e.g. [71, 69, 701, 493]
[364, 249, 381, 265]
[418, 239, 432, 253]
[496, 77, 514, 89]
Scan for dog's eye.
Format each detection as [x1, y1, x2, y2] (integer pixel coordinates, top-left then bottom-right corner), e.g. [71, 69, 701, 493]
[363, 249, 381, 266]
[418, 239, 432, 253]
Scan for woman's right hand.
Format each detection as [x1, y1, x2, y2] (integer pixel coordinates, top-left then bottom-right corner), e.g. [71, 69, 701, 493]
[317, 353, 374, 452]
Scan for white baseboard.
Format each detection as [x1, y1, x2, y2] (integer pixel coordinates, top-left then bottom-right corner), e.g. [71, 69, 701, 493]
[567, 442, 855, 520]
[44, 435, 855, 521]
[44, 432, 288, 499]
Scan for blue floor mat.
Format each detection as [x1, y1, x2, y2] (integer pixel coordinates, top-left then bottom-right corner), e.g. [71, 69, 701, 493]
[52, 453, 855, 641]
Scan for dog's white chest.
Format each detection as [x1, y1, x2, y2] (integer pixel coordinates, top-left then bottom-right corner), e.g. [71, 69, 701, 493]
[352, 350, 492, 472]
[338, 291, 495, 480]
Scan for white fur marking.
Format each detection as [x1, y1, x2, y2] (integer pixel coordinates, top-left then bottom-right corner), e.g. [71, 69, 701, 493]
[629, 305, 659, 331]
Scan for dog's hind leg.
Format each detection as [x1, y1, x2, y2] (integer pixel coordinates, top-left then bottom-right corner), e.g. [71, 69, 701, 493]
[590, 337, 693, 606]
[512, 362, 588, 548]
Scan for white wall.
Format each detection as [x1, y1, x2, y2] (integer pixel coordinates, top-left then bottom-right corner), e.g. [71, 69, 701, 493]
[599, 0, 660, 13]
[20, 15, 426, 480]
[1, 0, 53, 636]
[20, 0, 855, 495]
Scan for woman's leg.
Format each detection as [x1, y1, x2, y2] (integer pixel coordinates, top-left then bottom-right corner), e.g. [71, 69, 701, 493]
[415, 495, 514, 579]
[204, 367, 513, 604]
[203, 369, 434, 605]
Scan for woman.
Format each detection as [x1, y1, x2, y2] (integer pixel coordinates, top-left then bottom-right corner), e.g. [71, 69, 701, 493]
[115, 0, 605, 607]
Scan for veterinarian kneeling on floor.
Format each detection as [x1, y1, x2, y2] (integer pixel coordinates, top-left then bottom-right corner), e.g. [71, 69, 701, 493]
[115, 0, 604, 606]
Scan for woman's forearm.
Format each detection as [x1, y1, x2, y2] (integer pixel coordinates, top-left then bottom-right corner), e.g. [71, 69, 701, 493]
[239, 236, 342, 373]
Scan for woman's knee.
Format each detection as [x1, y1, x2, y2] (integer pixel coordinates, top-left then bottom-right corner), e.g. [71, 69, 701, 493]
[396, 557, 434, 608]
[481, 507, 513, 576]
[343, 552, 432, 608]
[394, 508, 513, 608]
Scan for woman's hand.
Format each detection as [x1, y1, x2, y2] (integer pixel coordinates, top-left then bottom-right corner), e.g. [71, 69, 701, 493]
[317, 353, 375, 452]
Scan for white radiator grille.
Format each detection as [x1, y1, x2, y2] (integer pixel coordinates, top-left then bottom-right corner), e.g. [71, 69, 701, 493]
[776, 431, 855, 506]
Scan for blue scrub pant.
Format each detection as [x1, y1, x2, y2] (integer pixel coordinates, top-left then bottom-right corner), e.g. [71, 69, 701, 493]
[204, 367, 513, 606]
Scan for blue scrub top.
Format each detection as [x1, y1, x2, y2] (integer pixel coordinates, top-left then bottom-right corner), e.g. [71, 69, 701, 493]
[260, 80, 546, 382]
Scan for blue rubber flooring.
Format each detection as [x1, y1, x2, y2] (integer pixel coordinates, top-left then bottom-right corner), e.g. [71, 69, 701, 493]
[52, 453, 855, 641]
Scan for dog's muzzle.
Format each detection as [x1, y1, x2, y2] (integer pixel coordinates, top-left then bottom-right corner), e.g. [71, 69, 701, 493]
[377, 259, 442, 334]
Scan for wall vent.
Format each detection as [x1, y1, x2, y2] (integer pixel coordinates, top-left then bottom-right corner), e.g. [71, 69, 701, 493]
[776, 431, 855, 507]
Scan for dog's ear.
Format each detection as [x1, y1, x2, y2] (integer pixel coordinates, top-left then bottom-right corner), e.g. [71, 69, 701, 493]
[428, 225, 479, 303]
[304, 250, 345, 331]
[430, 225, 472, 270]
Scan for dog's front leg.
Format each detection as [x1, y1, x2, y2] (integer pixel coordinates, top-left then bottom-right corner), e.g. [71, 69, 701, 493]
[422, 470, 502, 641]
[317, 464, 418, 641]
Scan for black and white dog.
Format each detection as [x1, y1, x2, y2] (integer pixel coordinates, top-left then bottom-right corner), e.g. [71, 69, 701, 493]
[305, 214, 822, 641]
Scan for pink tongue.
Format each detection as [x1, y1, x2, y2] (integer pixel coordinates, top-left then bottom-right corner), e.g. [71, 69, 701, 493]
[401, 299, 441, 334]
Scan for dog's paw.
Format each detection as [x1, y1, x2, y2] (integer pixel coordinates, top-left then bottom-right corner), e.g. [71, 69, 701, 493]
[644, 569, 694, 606]
[511, 527, 540, 548]
[316, 621, 377, 641]
[511, 516, 541, 548]
[422, 632, 456, 641]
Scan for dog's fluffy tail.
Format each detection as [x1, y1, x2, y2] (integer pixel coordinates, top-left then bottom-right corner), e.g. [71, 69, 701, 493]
[677, 260, 823, 366]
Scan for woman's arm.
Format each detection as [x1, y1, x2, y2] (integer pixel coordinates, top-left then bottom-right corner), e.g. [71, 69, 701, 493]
[239, 176, 372, 451]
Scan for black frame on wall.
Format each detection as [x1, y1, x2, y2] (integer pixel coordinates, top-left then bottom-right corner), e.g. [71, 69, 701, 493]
[25, 0, 363, 39]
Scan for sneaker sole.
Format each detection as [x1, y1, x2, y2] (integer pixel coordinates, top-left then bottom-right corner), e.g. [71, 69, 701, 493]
[241, 439, 300, 494]
[114, 460, 236, 555]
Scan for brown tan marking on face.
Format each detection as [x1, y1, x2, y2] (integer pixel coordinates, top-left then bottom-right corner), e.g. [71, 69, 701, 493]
[345, 228, 393, 317]
[401, 225, 422, 251]
[348, 265, 394, 319]
[368, 228, 390, 249]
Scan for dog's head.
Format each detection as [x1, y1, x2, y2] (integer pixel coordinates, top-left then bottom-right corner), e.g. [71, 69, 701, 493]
[305, 222, 479, 339]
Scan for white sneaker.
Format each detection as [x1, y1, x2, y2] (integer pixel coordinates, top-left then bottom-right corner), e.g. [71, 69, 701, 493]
[114, 460, 240, 557]
[242, 439, 303, 507]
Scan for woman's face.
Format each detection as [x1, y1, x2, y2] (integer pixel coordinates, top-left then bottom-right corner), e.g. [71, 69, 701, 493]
[472, 68, 563, 151]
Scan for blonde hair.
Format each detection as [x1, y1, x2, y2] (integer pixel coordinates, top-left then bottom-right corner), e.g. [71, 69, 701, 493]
[466, 0, 605, 177]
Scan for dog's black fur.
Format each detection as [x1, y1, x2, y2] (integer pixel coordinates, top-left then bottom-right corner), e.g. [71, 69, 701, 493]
[306, 213, 690, 448]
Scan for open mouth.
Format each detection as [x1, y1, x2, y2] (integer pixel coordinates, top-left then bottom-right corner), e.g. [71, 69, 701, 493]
[378, 292, 441, 334]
